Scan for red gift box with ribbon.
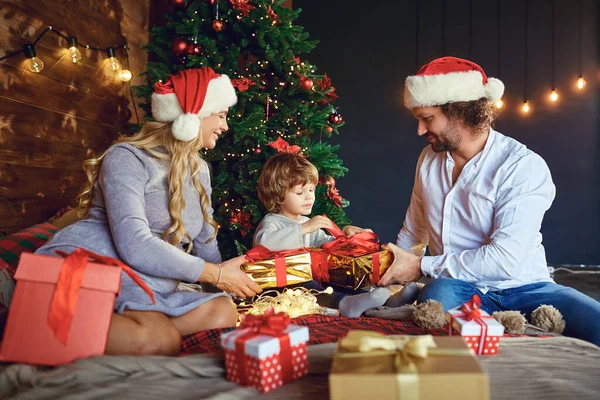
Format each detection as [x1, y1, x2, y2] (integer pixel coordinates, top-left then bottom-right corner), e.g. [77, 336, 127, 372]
[446, 295, 505, 355]
[220, 309, 310, 393]
[0, 249, 154, 365]
[310, 219, 393, 290]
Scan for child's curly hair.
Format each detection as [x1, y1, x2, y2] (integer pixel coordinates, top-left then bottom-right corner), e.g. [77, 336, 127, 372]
[257, 153, 318, 213]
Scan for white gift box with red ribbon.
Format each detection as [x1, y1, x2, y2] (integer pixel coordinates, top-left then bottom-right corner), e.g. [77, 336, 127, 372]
[446, 295, 505, 356]
[220, 311, 309, 393]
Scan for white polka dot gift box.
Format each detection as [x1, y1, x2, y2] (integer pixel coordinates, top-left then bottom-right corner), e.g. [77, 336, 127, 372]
[220, 309, 310, 393]
[446, 295, 505, 356]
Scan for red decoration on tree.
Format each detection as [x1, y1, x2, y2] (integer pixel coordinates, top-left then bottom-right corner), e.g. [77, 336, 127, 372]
[325, 126, 333, 133]
[169, 0, 188, 9]
[230, 210, 253, 237]
[230, 0, 254, 16]
[328, 111, 343, 124]
[171, 37, 189, 56]
[187, 42, 202, 56]
[231, 77, 256, 91]
[267, 1, 278, 21]
[294, 57, 301, 64]
[212, 19, 225, 32]
[324, 177, 343, 208]
[267, 137, 304, 156]
[255, 147, 262, 153]
[315, 73, 338, 102]
[299, 76, 314, 90]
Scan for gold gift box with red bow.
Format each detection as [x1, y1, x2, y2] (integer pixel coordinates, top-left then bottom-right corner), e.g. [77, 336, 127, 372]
[241, 245, 314, 289]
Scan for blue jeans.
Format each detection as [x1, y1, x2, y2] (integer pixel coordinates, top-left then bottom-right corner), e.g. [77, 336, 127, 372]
[418, 277, 600, 346]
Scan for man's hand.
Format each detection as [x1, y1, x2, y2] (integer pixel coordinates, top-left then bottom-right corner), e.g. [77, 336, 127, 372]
[378, 243, 423, 286]
[342, 225, 374, 237]
[301, 215, 333, 235]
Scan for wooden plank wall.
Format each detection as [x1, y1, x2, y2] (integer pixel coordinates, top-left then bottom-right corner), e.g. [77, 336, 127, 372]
[0, 0, 150, 236]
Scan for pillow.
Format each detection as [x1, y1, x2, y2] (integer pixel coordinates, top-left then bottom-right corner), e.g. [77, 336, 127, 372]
[0, 223, 58, 274]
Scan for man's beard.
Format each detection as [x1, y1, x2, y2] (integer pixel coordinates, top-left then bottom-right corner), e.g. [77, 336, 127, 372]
[428, 122, 461, 153]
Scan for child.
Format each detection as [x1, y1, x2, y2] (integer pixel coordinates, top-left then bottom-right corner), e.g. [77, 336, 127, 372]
[254, 153, 418, 317]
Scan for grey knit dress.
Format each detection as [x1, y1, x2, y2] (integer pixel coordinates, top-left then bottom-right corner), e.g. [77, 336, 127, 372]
[36, 143, 229, 316]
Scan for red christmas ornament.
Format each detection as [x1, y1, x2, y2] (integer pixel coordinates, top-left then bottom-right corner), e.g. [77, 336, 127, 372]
[255, 148, 262, 153]
[328, 111, 343, 124]
[212, 19, 224, 32]
[171, 37, 189, 56]
[299, 76, 314, 90]
[325, 126, 333, 133]
[169, 0, 187, 9]
[187, 42, 202, 56]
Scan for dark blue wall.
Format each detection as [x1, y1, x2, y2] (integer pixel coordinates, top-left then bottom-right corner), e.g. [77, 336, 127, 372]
[295, 0, 600, 265]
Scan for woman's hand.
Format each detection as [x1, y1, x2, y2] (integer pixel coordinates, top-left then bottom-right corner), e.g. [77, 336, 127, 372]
[216, 255, 262, 298]
[200, 256, 262, 298]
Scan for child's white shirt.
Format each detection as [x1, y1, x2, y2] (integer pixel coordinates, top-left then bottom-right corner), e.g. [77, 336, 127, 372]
[253, 213, 334, 251]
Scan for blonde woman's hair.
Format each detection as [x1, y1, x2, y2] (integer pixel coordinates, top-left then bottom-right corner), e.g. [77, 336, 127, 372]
[257, 153, 318, 213]
[76, 121, 218, 253]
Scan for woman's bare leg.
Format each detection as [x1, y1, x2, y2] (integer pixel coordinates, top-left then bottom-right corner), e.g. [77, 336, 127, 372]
[105, 310, 182, 356]
[170, 296, 238, 336]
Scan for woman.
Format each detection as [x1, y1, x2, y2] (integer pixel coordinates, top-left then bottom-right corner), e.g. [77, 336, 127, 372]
[37, 67, 261, 356]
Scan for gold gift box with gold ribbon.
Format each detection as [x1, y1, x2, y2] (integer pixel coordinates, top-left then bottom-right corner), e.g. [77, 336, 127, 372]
[241, 250, 313, 290]
[329, 330, 490, 400]
[326, 249, 393, 290]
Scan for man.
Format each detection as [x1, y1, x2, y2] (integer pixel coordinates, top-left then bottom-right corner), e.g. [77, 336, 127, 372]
[379, 56, 600, 346]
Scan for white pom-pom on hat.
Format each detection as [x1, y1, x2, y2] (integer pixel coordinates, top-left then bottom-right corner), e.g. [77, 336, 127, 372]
[172, 113, 201, 142]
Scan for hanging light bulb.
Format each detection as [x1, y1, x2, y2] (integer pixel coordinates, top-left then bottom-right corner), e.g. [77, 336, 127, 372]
[106, 47, 120, 71]
[521, 100, 530, 113]
[22, 44, 44, 73]
[119, 69, 132, 82]
[549, 89, 559, 102]
[495, 98, 504, 109]
[67, 36, 82, 64]
[576, 77, 586, 90]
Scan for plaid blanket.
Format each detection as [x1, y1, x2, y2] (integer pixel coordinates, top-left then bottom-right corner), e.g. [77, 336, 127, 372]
[0, 223, 58, 274]
[181, 315, 448, 355]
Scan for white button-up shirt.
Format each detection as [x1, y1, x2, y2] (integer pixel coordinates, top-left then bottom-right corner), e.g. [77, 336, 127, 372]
[397, 128, 555, 293]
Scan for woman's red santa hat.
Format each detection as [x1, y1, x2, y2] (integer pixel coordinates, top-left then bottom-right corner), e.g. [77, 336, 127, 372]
[151, 67, 237, 141]
[404, 56, 504, 109]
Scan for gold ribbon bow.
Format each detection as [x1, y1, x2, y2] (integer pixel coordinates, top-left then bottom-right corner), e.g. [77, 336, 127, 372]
[336, 330, 472, 399]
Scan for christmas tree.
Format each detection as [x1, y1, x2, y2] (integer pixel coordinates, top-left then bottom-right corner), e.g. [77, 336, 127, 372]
[135, 0, 350, 258]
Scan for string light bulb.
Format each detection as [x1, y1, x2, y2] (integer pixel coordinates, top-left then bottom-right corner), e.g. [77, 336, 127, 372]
[576, 77, 586, 90]
[549, 89, 559, 102]
[521, 100, 530, 113]
[22, 44, 44, 73]
[67, 37, 82, 64]
[495, 98, 504, 109]
[105, 47, 120, 71]
[119, 69, 132, 82]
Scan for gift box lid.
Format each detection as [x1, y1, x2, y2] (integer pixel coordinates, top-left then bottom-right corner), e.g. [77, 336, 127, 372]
[221, 324, 309, 359]
[15, 253, 122, 293]
[446, 308, 505, 336]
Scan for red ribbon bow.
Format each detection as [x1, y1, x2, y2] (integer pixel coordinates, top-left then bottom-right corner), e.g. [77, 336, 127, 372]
[233, 308, 293, 386]
[245, 245, 309, 287]
[47, 248, 155, 345]
[449, 295, 493, 355]
[460, 294, 482, 321]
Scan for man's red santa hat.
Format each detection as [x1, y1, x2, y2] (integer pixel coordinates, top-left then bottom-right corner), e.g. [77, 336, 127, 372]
[404, 56, 504, 109]
[151, 67, 237, 141]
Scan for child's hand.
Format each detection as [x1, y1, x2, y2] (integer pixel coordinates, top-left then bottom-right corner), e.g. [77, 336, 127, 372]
[301, 215, 333, 235]
[343, 225, 373, 237]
